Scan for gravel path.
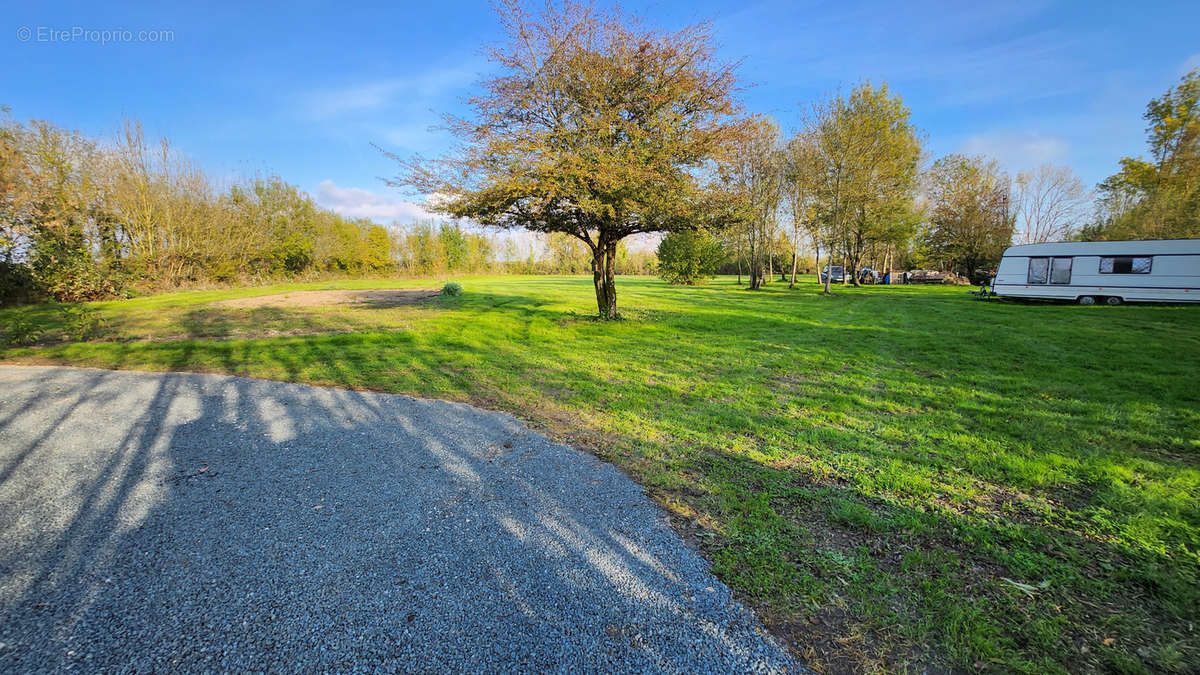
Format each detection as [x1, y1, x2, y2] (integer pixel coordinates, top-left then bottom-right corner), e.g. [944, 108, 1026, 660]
[0, 366, 796, 673]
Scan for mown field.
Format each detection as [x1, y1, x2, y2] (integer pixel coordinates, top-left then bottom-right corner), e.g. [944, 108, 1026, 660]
[2, 275, 1197, 673]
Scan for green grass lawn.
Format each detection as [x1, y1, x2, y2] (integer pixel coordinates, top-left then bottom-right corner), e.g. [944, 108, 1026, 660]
[2, 275, 1197, 673]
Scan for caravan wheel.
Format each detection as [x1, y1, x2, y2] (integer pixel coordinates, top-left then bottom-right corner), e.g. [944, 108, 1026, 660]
[1105, 296, 1123, 306]
[1078, 296, 1096, 305]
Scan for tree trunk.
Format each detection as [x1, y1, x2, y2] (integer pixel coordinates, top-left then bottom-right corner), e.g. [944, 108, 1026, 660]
[591, 240, 619, 320]
[748, 233, 761, 290]
[602, 240, 618, 318]
[820, 243, 831, 294]
[813, 241, 821, 288]
[849, 230, 862, 287]
[789, 248, 798, 288]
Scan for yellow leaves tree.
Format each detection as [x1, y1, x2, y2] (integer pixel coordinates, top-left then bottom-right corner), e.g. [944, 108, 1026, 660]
[810, 82, 922, 291]
[386, 0, 745, 318]
[723, 116, 783, 290]
[1093, 69, 1199, 239]
[923, 154, 1014, 279]
[783, 130, 822, 288]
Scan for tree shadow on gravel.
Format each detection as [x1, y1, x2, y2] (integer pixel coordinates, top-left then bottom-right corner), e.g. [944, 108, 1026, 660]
[0, 366, 793, 673]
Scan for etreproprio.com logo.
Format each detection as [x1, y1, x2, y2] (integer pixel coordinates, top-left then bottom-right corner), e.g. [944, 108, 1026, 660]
[16, 25, 174, 45]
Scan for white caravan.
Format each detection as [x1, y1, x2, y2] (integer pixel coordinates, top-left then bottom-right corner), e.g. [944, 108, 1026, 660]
[993, 239, 1200, 305]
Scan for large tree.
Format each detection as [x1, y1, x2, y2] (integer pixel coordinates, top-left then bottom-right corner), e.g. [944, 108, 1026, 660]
[1091, 69, 1198, 239]
[810, 82, 922, 290]
[1014, 164, 1088, 244]
[922, 154, 1014, 279]
[783, 131, 821, 288]
[386, 0, 744, 318]
[724, 117, 783, 290]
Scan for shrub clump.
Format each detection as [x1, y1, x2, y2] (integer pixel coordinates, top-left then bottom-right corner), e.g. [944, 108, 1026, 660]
[62, 305, 106, 341]
[441, 282, 463, 297]
[656, 230, 725, 285]
[1, 309, 42, 347]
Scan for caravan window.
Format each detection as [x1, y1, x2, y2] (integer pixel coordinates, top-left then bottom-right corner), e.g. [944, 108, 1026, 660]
[1099, 256, 1152, 274]
[1027, 257, 1049, 284]
[1050, 257, 1072, 284]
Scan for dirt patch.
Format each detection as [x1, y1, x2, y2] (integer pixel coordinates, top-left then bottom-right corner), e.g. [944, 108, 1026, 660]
[212, 288, 440, 310]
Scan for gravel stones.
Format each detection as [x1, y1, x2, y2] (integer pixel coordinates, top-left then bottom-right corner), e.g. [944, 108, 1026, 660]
[0, 366, 797, 673]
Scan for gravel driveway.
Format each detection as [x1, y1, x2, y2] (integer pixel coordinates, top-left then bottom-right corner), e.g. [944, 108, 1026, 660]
[0, 366, 795, 673]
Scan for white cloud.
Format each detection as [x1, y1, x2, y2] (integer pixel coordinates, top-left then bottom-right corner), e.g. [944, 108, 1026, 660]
[308, 81, 404, 119]
[316, 180, 437, 223]
[959, 132, 1070, 174]
[304, 64, 479, 119]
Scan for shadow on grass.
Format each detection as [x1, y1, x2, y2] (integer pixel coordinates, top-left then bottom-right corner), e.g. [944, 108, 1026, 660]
[176, 307, 310, 339]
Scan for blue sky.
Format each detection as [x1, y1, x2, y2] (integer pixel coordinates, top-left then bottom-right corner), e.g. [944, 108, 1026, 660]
[4, 0, 1198, 224]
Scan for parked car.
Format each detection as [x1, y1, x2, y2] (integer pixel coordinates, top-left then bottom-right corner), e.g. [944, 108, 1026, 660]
[820, 265, 845, 283]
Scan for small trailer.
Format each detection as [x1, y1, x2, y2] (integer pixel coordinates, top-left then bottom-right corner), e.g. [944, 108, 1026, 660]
[991, 239, 1200, 305]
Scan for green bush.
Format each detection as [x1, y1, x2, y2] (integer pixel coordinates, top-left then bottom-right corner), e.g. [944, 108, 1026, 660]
[441, 282, 463, 297]
[31, 243, 125, 303]
[0, 262, 37, 306]
[62, 305, 106, 341]
[2, 309, 42, 346]
[656, 230, 725, 285]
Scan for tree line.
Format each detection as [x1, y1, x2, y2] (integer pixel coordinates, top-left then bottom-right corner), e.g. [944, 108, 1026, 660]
[395, 224, 655, 276]
[659, 68, 1199, 289]
[0, 114, 398, 304]
[0, 111, 655, 305]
